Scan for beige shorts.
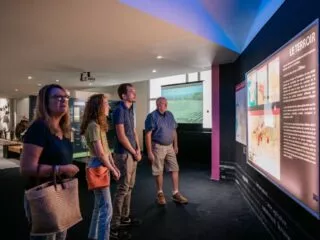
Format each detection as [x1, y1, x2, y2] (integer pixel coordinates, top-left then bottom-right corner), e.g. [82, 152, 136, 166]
[151, 143, 179, 176]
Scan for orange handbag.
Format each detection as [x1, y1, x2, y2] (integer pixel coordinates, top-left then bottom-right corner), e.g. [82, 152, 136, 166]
[86, 166, 110, 190]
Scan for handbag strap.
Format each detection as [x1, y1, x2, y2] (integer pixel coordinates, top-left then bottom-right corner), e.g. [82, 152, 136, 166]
[35, 164, 56, 187]
[35, 165, 57, 185]
[36, 164, 66, 190]
[53, 165, 67, 190]
[36, 164, 41, 186]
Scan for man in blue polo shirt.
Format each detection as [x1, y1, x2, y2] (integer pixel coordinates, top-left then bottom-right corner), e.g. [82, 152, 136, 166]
[145, 97, 188, 205]
[111, 83, 142, 238]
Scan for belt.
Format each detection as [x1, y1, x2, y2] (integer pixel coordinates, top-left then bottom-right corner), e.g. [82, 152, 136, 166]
[152, 140, 172, 146]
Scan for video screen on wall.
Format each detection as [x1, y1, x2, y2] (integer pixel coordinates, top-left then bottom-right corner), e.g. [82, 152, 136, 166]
[236, 81, 247, 145]
[161, 82, 203, 124]
[246, 20, 319, 217]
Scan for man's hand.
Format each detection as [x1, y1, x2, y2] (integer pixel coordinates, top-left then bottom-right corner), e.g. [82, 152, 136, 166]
[147, 151, 155, 163]
[134, 150, 142, 162]
[112, 169, 120, 181]
[116, 167, 120, 177]
[136, 147, 141, 154]
[174, 146, 178, 155]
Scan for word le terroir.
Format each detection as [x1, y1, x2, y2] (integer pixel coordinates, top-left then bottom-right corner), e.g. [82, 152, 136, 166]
[289, 31, 316, 57]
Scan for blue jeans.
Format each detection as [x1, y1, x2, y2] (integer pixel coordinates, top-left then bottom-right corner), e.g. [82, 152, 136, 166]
[24, 195, 67, 240]
[88, 157, 113, 240]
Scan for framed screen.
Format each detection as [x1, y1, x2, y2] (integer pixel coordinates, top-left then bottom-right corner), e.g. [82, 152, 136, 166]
[246, 19, 319, 217]
[161, 81, 203, 124]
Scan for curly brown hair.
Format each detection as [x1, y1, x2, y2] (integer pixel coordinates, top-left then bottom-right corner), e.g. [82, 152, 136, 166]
[33, 84, 71, 139]
[80, 94, 108, 135]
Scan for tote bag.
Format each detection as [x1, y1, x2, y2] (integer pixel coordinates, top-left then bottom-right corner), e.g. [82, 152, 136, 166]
[25, 167, 82, 235]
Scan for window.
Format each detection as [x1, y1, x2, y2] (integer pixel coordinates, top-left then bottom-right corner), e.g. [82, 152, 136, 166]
[149, 100, 156, 112]
[149, 74, 186, 99]
[149, 70, 212, 128]
[187, 72, 198, 82]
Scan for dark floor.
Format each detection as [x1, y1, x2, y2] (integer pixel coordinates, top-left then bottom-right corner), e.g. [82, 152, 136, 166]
[0, 159, 272, 240]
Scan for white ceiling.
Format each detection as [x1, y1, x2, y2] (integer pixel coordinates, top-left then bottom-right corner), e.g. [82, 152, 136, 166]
[0, 0, 283, 98]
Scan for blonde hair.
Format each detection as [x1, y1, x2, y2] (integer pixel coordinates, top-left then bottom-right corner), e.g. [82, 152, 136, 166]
[33, 84, 71, 139]
[80, 94, 108, 135]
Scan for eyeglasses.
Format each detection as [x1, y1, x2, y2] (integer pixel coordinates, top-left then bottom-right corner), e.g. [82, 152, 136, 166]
[50, 95, 70, 102]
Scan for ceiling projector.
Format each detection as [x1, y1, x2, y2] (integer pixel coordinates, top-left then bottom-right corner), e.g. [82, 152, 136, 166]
[80, 72, 95, 82]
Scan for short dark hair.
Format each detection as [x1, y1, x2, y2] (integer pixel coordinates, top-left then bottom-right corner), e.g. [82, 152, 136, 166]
[117, 83, 133, 100]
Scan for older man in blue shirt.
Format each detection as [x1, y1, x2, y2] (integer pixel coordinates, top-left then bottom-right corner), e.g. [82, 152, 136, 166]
[145, 97, 188, 205]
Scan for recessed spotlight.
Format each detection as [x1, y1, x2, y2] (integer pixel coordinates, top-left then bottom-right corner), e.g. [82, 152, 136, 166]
[56, 79, 60, 82]
[156, 55, 163, 59]
[15, 89, 18, 92]
[37, 83, 42, 87]
[152, 69, 157, 73]
[28, 76, 32, 80]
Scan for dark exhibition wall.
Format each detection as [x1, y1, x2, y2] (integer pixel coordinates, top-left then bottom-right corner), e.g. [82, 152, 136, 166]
[219, 0, 319, 240]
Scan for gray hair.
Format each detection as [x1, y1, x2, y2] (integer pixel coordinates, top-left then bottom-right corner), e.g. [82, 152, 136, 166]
[156, 97, 167, 104]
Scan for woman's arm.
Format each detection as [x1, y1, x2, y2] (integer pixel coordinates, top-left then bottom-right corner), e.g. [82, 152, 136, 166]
[108, 153, 116, 167]
[108, 153, 120, 175]
[20, 143, 53, 177]
[20, 143, 79, 178]
[93, 140, 120, 180]
[115, 124, 137, 155]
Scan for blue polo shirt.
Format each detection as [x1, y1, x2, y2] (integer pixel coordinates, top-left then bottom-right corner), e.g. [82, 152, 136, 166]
[113, 101, 137, 154]
[144, 110, 177, 145]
